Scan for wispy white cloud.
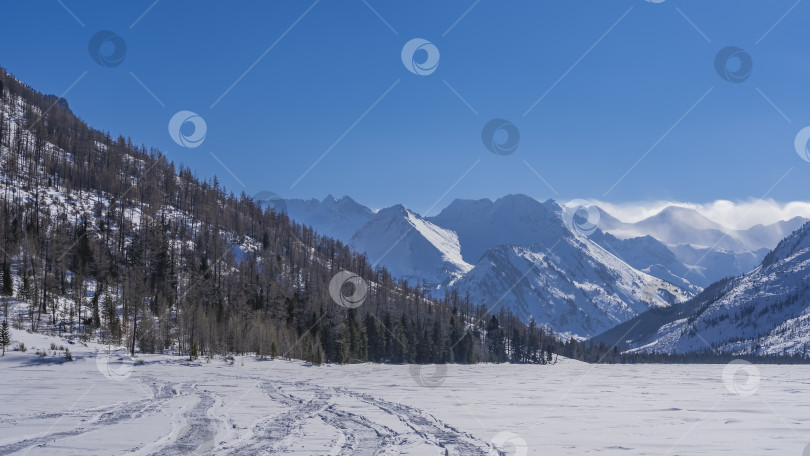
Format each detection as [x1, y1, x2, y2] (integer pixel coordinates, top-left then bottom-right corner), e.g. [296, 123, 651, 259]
[592, 199, 810, 230]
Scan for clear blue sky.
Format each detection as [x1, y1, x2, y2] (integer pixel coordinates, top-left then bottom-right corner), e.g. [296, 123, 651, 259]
[2, 0, 809, 215]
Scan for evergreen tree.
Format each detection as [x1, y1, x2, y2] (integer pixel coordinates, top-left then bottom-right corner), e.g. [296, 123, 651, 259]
[527, 318, 540, 363]
[1, 261, 12, 296]
[0, 319, 10, 356]
[486, 315, 506, 363]
[431, 320, 445, 363]
[510, 328, 524, 363]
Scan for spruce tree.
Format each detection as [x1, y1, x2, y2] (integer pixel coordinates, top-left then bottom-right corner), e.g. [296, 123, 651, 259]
[0, 319, 10, 356]
[1, 262, 12, 296]
[486, 315, 506, 363]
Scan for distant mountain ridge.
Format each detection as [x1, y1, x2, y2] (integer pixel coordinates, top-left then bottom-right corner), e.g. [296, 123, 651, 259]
[280, 195, 373, 241]
[596, 205, 806, 287]
[598, 205, 807, 253]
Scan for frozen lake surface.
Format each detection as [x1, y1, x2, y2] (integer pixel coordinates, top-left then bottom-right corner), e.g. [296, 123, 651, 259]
[1, 332, 809, 455]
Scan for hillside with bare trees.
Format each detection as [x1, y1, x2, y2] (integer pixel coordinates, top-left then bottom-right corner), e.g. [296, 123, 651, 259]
[0, 67, 558, 365]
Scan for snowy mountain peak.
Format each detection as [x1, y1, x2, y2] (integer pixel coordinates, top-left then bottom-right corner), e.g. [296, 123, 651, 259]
[321, 194, 365, 208]
[432, 197, 494, 222]
[350, 205, 472, 288]
[429, 194, 565, 264]
[375, 203, 411, 218]
[647, 206, 725, 231]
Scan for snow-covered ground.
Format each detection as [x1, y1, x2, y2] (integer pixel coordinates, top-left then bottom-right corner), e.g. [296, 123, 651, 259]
[1, 331, 809, 455]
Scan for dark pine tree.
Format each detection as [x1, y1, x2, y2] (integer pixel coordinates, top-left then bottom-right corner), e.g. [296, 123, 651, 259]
[0, 319, 10, 356]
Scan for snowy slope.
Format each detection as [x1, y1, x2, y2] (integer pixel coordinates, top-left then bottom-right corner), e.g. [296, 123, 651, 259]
[452, 221, 691, 338]
[349, 205, 473, 287]
[592, 222, 810, 356]
[667, 243, 766, 287]
[590, 231, 701, 291]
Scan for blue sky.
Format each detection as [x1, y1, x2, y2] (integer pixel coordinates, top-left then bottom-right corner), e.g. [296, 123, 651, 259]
[2, 0, 810, 215]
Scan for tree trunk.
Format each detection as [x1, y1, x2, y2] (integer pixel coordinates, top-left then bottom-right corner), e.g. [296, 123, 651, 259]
[130, 310, 137, 357]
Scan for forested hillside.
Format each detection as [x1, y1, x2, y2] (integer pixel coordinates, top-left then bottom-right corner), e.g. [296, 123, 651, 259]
[0, 67, 555, 365]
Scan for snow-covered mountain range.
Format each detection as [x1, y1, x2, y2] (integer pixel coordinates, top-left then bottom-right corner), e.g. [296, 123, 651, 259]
[599, 205, 806, 252]
[266, 194, 806, 338]
[591, 221, 810, 356]
[597, 206, 806, 286]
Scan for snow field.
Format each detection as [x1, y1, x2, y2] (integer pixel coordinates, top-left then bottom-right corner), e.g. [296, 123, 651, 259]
[1, 331, 809, 455]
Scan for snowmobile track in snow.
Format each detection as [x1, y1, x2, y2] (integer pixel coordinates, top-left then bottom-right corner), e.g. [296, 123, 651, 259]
[223, 379, 493, 456]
